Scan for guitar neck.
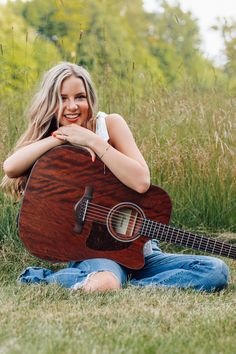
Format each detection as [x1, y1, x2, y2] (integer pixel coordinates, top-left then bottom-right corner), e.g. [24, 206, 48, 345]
[141, 219, 236, 260]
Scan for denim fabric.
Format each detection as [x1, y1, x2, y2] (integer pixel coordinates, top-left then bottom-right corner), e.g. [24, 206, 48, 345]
[129, 251, 229, 292]
[18, 241, 229, 292]
[19, 258, 127, 289]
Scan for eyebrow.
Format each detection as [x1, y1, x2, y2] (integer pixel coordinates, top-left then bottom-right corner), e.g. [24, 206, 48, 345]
[60, 91, 87, 96]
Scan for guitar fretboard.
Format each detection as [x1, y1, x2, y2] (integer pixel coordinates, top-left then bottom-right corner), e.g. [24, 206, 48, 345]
[141, 219, 236, 259]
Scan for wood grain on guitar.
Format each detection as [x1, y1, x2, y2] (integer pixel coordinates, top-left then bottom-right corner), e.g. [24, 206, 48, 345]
[18, 145, 236, 269]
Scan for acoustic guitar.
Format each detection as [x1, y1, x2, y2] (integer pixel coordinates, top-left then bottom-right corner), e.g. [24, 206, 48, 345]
[18, 145, 236, 269]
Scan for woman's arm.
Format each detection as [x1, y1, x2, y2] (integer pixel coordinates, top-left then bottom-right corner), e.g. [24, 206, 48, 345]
[99, 114, 150, 193]
[3, 136, 63, 178]
[54, 114, 151, 193]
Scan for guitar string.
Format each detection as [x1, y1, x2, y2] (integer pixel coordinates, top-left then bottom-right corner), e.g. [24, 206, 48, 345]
[80, 203, 236, 257]
[86, 203, 229, 249]
[84, 213, 236, 258]
[83, 213, 236, 257]
[87, 202, 143, 223]
[83, 202, 148, 237]
[86, 203, 234, 252]
[88, 201, 144, 219]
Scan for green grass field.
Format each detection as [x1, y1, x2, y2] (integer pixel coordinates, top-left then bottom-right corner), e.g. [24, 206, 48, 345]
[0, 242, 236, 354]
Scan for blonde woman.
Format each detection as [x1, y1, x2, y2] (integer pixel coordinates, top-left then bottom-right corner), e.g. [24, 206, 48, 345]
[2, 62, 229, 292]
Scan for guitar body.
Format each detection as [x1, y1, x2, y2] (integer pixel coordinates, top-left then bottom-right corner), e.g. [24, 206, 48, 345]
[18, 145, 172, 269]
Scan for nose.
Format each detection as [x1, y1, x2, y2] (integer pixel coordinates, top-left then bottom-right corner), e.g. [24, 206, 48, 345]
[66, 99, 78, 111]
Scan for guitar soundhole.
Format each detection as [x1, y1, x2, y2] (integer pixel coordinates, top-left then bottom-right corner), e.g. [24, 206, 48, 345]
[107, 202, 145, 242]
[86, 223, 131, 251]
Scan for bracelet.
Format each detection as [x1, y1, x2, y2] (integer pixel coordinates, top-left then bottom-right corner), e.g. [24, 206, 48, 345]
[100, 144, 110, 159]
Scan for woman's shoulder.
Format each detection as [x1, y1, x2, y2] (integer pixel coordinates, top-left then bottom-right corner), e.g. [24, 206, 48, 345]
[96, 112, 126, 133]
[97, 111, 124, 121]
[103, 113, 133, 147]
[102, 113, 126, 128]
[96, 111, 124, 142]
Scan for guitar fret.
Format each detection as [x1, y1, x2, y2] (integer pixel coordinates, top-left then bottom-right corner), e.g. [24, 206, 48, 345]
[198, 235, 203, 250]
[219, 242, 224, 256]
[221, 244, 230, 257]
[204, 238, 209, 252]
[147, 220, 152, 237]
[147, 220, 151, 237]
[181, 231, 188, 248]
[146, 219, 150, 236]
[185, 232, 191, 247]
[154, 223, 160, 236]
[175, 228, 180, 244]
[142, 219, 147, 236]
[211, 239, 217, 254]
[145, 219, 149, 236]
[192, 233, 197, 248]
[164, 225, 168, 242]
[155, 223, 162, 240]
[180, 230, 185, 245]
[149, 220, 155, 238]
[152, 221, 158, 239]
[159, 224, 165, 241]
[148, 219, 152, 236]
[164, 225, 169, 242]
[169, 226, 175, 244]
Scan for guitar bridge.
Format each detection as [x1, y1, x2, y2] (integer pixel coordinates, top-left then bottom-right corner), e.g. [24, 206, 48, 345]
[74, 186, 93, 234]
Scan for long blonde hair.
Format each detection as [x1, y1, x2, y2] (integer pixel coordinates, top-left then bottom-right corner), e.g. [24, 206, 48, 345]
[1, 62, 98, 199]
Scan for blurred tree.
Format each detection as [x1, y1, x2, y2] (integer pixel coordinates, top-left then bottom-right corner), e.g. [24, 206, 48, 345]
[10, 0, 226, 92]
[13, 0, 85, 59]
[12, 0, 165, 112]
[0, 3, 60, 93]
[145, 0, 220, 87]
[213, 17, 236, 90]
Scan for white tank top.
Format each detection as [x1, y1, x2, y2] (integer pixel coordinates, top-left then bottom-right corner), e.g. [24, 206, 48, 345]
[96, 111, 110, 141]
[95, 111, 153, 257]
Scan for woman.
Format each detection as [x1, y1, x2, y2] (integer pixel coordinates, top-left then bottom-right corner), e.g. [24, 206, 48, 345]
[2, 62, 229, 292]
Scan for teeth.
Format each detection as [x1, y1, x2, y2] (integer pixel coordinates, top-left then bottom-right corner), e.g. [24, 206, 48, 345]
[64, 114, 80, 119]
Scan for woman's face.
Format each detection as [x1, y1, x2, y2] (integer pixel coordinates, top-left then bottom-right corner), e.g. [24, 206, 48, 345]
[57, 75, 90, 126]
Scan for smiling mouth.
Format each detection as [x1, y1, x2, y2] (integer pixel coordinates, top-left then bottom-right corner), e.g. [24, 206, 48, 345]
[64, 114, 81, 122]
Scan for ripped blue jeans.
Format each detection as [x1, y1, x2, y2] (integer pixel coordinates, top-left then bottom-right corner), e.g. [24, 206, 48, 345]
[19, 241, 229, 292]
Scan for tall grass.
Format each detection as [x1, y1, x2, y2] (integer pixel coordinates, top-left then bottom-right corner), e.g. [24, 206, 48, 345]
[98, 70, 235, 231]
[1, 67, 235, 235]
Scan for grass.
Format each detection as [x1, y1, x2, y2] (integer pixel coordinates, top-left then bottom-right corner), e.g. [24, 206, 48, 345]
[0, 225, 236, 353]
[1, 81, 235, 231]
[0, 245, 236, 354]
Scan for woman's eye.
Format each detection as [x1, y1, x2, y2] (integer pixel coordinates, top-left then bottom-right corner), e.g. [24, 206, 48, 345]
[76, 95, 86, 100]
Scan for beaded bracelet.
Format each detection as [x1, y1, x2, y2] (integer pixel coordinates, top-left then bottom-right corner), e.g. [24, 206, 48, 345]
[100, 144, 110, 159]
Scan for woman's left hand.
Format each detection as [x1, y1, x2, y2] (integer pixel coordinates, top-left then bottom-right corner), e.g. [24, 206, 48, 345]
[52, 124, 96, 162]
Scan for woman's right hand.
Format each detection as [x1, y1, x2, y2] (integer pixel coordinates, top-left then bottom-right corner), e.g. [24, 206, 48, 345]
[52, 127, 97, 162]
